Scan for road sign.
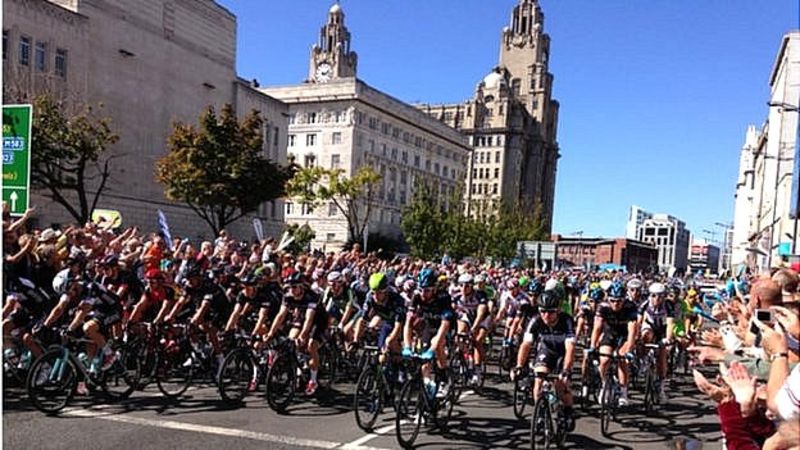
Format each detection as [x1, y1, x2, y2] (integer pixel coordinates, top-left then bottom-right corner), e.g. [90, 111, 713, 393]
[3, 105, 33, 216]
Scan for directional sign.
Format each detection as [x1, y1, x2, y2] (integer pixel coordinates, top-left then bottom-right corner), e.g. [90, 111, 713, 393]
[3, 105, 33, 216]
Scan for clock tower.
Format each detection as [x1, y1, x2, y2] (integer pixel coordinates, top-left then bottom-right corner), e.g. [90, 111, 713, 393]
[308, 3, 358, 83]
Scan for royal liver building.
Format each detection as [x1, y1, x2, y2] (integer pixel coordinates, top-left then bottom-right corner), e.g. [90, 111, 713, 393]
[419, 0, 560, 230]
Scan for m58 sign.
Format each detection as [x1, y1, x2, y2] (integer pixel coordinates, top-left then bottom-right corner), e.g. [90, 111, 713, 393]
[2, 105, 32, 216]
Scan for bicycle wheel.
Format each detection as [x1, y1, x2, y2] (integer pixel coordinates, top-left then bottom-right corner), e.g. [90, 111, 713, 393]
[395, 378, 423, 449]
[448, 352, 467, 401]
[354, 366, 382, 431]
[135, 342, 158, 389]
[530, 397, 553, 450]
[644, 367, 655, 413]
[218, 348, 256, 403]
[317, 343, 336, 390]
[26, 348, 77, 414]
[265, 354, 296, 413]
[156, 346, 194, 398]
[599, 382, 614, 437]
[102, 344, 141, 400]
[434, 372, 456, 430]
[513, 375, 530, 419]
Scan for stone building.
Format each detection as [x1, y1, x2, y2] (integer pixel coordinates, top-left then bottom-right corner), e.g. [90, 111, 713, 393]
[417, 0, 559, 226]
[731, 32, 800, 271]
[3, 0, 288, 240]
[261, 5, 471, 251]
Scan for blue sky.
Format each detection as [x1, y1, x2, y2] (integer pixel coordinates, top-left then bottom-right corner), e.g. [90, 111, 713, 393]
[220, 0, 798, 240]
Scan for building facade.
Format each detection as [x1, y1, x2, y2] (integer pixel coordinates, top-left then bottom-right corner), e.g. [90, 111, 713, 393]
[689, 240, 721, 275]
[551, 235, 658, 273]
[262, 5, 471, 251]
[731, 32, 800, 271]
[3, 0, 288, 239]
[626, 205, 653, 239]
[417, 0, 559, 227]
[637, 214, 691, 273]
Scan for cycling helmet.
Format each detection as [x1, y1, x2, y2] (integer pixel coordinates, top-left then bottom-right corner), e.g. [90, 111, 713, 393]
[240, 274, 257, 286]
[627, 279, 643, 290]
[369, 273, 389, 291]
[53, 268, 80, 294]
[284, 271, 305, 286]
[458, 273, 474, 285]
[327, 271, 343, 283]
[518, 276, 530, 288]
[608, 281, 625, 299]
[589, 286, 605, 302]
[145, 269, 163, 280]
[418, 268, 437, 288]
[537, 290, 560, 310]
[648, 282, 666, 296]
[527, 279, 544, 296]
[475, 274, 487, 284]
[99, 254, 119, 267]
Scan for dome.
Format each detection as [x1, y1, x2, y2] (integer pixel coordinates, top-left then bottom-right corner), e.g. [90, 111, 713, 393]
[329, 3, 342, 14]
[482, 70, 505, 90]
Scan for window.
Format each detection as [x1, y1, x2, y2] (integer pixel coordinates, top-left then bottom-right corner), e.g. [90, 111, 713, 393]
[288, 134, 296, 147]
[326, 233, 336, 242]
[330, 154, 340, 168]
[328, 203, 337, 217]
[369, 140, 375, 152]
[414, 154, 420, 167]
[306, 134, 317, 146]
[308, 112, 317, 124]
[286, 202, 294, 215]
[495, 151, 501, 163]
[304, 154, 316, 168]
[494, 168, 500, 178]
[55, 48, 67, 78]
[287, 113, 296, 125]
[19, 35, 30, 66]
[381, 144, 387, 157]
[35, 41, 46, 71]
[2, 30, 7, 60]
[331, 132, 341, 145]
[400, 171, 407, 185]
[487, 136, 493, 146]
[434, 163, 440, 175]
[401, 151, 408, 163]
[511, 78, 521, 95]
[493, 184, 498, 194]
[392, 127, 400, 138]
[369, 117, 378, 129]
[472, 168, 477, 179]
[381, 123, 390, 134]
[391, 148, 397, 160]
[425, 159, 431, 171]
[273, 127, 279, 146]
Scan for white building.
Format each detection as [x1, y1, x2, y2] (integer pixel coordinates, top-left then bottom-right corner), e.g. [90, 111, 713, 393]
[262, 5, 471, 251]
[637, 214, 691, 273]
[731, 32, 800, 271]
[626, 205, 653, 239]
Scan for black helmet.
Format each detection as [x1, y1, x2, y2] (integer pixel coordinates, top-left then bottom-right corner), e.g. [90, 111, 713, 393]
[240, 274, 257, 286]
[99, 254, 119, 267]
[284, 271, 305, 286]
[537, 290, 560, 311]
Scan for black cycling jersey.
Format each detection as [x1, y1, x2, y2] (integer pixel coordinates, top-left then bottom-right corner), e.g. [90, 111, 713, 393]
[407, 290, 455, 326]
[527, 313, 576, 353]
[283, 289, 327, 328]
[362, 290, 406, 324]
[596, 300, 638, 338]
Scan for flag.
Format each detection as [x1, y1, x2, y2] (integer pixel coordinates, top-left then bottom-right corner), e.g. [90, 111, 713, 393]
[157, 209, 172, 246]
[252, 218, 264, 242]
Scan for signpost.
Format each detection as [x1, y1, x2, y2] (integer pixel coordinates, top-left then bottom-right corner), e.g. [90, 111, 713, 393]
[2, 105, 33, 216]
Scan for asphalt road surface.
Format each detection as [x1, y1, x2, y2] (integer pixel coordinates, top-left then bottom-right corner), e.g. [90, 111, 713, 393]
[4, 368, 721, 450]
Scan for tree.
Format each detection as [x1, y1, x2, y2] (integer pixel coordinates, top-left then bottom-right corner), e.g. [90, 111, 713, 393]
[285, 223, 315, 255]
[400, 181, 446, 260]
[156, 104, 293, 235]
[29, 95, 119, 223]
[287, 166, 381, 244]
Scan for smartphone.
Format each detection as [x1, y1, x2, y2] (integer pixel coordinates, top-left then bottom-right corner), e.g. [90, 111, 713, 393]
[755, 309, 773, 324]
[749, 320, 760, 336]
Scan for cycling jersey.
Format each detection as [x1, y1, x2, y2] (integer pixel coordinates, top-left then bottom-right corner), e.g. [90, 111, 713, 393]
[596, 300, 638, 346]
[453, 290, 489, 326]
[638, 300, 678, 338]
[362, 290, 406, 324]
[498, 290, 533, 319]
[525, 312, 576, 371]
[282, 289, 328, 340]
[322, 285, 354, 320]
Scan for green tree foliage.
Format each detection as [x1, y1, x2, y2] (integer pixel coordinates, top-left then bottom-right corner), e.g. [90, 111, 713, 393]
[156, 104, 293, 235]
[286, 166, 381, 244]
[401, 181, 550, 262]
[29, 95, 119, 223]
[285, 223, 315, 255]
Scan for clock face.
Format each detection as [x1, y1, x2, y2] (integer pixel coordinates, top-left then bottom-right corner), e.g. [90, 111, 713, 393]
[315, 63, 332, 82]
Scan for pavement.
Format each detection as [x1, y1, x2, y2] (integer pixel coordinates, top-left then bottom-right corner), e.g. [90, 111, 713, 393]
[3, 366, 721, 450]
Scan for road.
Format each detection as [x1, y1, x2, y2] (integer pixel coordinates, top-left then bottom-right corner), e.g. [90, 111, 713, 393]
[4, 368, 721, 450]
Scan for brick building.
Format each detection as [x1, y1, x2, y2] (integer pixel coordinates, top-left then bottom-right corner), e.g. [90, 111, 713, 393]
[551, 235, 658, 273]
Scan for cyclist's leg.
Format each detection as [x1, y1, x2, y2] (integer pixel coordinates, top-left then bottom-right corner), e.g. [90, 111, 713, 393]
[83, 317, 105, 361]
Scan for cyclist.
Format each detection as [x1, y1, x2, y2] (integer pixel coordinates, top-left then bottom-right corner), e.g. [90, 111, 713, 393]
[637, 282, 676, 403]
[2, 277, 56, 360]
[266, 271, 328, 395]
[496, 277, 533, 350]
[322, 271, 355, 330]
[589, 279, 638, 406]
[402, 268, 455, 398]
[523, 291, 577, 431]
[626, 278, 644, 305]
[453, 273, 490, 385]
[353, 273, 405, 363]
[129, 268, 176, 325]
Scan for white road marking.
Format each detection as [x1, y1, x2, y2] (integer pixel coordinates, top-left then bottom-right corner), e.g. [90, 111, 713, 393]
[341, 389, 476, 448]
[61, 407, 391, 450]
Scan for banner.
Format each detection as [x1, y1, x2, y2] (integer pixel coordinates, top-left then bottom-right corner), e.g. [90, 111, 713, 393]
[91, 209, 122, 228]
[157, 209, 172, 246]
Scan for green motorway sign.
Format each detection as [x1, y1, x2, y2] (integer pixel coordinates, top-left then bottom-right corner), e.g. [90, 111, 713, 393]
[3, 104, 33, 216]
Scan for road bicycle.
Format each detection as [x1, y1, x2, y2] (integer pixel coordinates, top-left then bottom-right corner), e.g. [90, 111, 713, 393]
[597, 351, 630, 437]
[394, 351, 456, 449]
[264, 336, 336, 413]
[26, 332, 140, 414]
[449, 332, 486, 399]
[353, 338, 402, 432]
[530, 372, 568, 450]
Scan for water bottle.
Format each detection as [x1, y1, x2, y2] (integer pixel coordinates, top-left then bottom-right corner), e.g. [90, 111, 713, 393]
[4, 348, 19, 367]
[77, 352, 90, 368]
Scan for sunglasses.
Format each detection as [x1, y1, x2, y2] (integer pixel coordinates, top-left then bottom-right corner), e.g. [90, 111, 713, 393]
[540, 309, 558, 314]
[608, 298, 623, 303]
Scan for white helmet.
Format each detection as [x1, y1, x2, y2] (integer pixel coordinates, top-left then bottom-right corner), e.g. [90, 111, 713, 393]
[327, 271, 342, 283]
[648, 282, 666, 295]
[458, 273, 474, 285]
